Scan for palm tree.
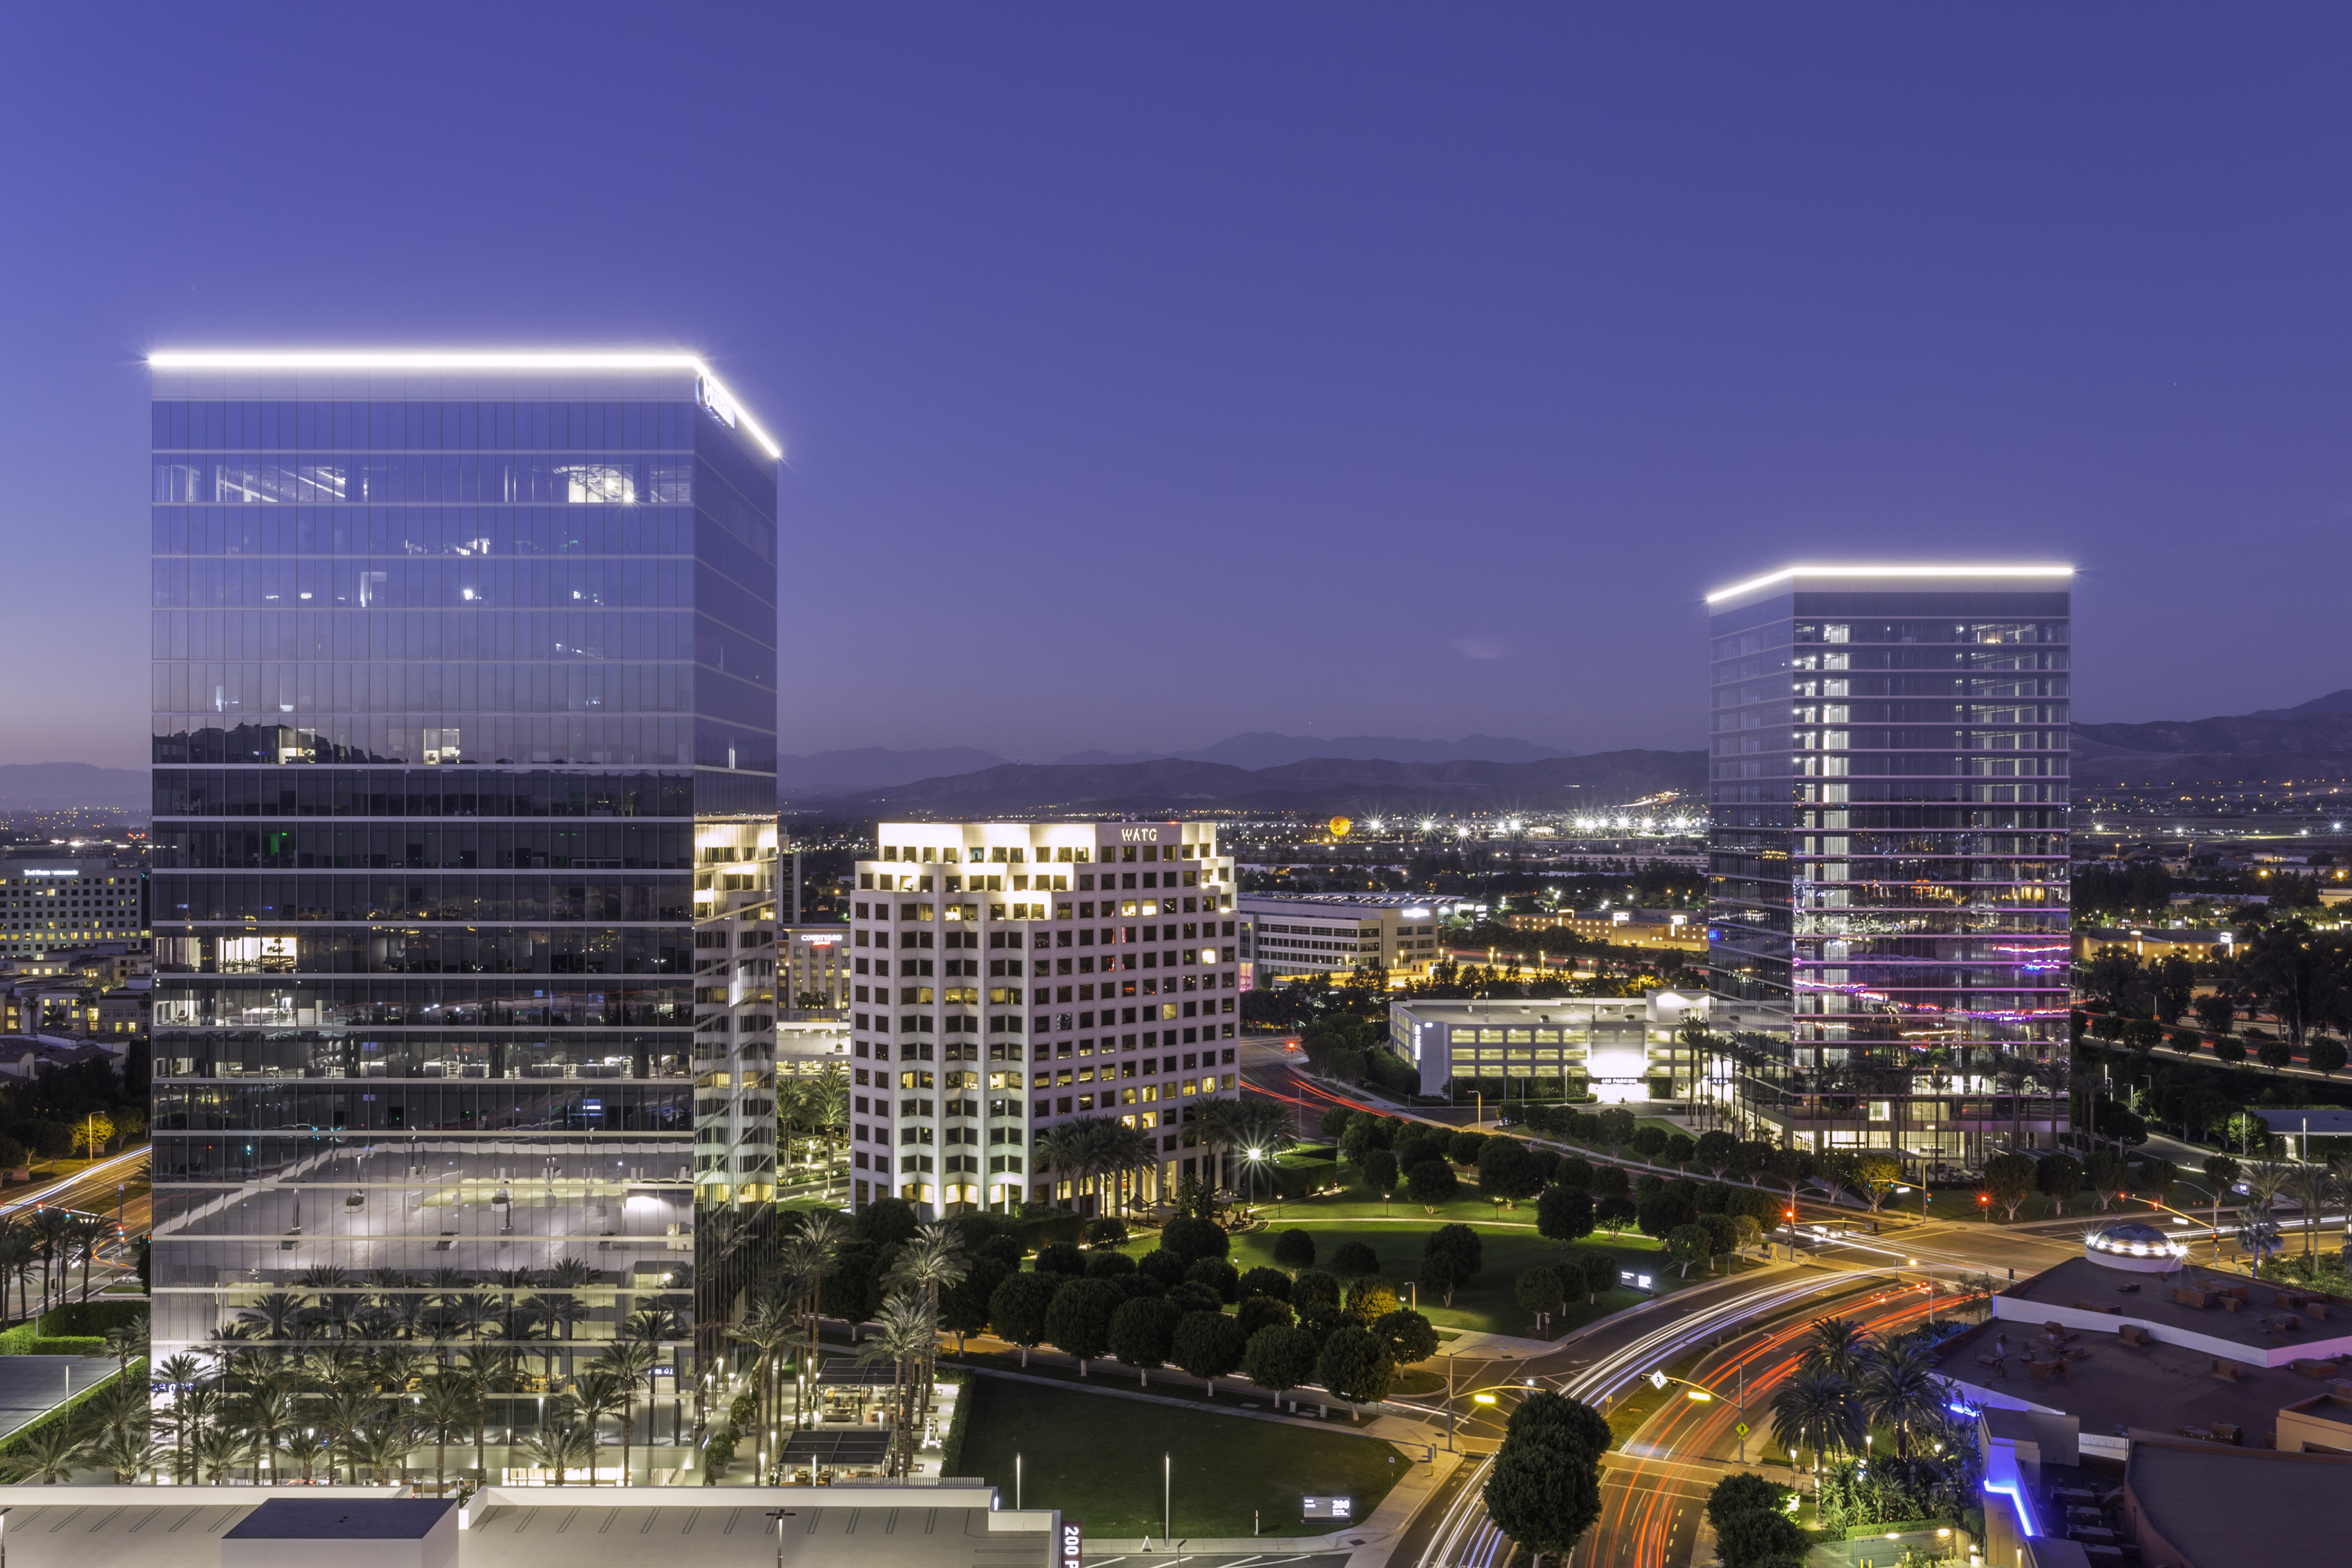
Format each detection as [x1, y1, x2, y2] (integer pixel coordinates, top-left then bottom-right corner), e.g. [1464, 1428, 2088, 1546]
[593, 1339, 658, 1487]
[2285, 1163, 2339, 1259]
[83, 1425, 162, 1484]
[574, 1367, 629, 1485]
[808, 1065, 851, 1179]
[28, 1207, 71, 1312]
[237, 1379, 299, 1482]
[1034, 1123, 1094, 1212]
[727, 1293, 797, 1482]
[457, 1343, 517, 1483]
[65, 1216, 107, 1304]
[1798, 1316, 1876, 1382]
[412, 1373, 478, 1495]
[539, 1258, 601, 1376]
[1770, 1368, 1862, 1474]
[1100, 1120, 1159, 1213]
[0, 1228, 32, 1324]
[103, 1308, 149, 1376]
[1857, 1343, 1950, 1458]
[320, 1381, 384, 1485]
[155, 1353, 207, 1483]
[347, 1421, 420, 1487]
[15, 1419, 85, 1482]
[775, 1216, 844, 1429]
[194, 1423, 256, 1485]
[517, 1418, 591, 1485]
[856, 1290, 938, 1478]
[78, 1374, 149, 1444]
[281, 1430, 326, 1483]
[886, 1222, 967, 1452]
[372, 1343, 431, 1396]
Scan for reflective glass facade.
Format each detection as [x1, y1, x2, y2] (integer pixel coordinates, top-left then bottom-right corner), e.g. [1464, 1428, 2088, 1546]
[147, 361, 779, 1466]
[1706, 571, 2071, 1168]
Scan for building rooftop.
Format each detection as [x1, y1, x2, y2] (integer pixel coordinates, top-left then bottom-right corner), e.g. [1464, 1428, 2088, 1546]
[2125, 1437, 2352, 1568]
[1934, 1317, 2322, 1444]
[2002, 1256, 2352, 1357]
[225, 1499, 457, 1540]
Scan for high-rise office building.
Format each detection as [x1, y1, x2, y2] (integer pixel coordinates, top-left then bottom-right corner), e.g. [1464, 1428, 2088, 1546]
[1704, 566, 2072, 1170]
[846, 821, 1238, 1215]
[145, 352, 780, 1468]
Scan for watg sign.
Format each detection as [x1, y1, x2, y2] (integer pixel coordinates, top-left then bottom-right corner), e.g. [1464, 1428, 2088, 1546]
[1059, 1522, 1083, 1568]
[1118, 827, 1163, 843]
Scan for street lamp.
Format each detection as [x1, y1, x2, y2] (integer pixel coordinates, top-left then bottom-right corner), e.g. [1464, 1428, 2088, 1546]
[764, 1511, 795, 1568]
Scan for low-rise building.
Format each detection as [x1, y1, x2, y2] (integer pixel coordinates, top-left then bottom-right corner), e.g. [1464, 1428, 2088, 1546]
[1505, 907, 1706, 952]
[1239, 892, 1451, 982]
[1938, 1222, 2352, 1568]
[1388, 990, 1726, 1100]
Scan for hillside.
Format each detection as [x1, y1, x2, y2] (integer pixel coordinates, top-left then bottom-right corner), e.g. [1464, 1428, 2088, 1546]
[808, 749, 1705, 817]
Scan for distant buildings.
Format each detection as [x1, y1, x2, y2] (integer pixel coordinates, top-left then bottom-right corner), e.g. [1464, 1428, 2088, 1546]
[0, 856, 147, 959]
[849, 820, 1238, 1214]
[1705, 565, 2073, 1166]
[782, 920, 853, 1016]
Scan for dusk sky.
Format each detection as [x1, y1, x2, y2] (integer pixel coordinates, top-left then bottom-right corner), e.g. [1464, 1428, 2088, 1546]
[5, 7, 2351, 768]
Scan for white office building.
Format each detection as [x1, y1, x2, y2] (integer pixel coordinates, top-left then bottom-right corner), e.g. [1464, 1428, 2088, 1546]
[1238, 892, 1450, 983]
[847, 821, 1240, 1215]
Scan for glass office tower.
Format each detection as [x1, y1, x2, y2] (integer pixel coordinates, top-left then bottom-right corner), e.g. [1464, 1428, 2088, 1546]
[146, 353, 779, 1472]
[1705, 566, 2071, 1172]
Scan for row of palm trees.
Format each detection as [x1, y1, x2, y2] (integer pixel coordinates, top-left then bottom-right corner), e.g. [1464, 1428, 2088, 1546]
[136, 1300, 687, 1487]
[725, 1213, 969, 1481]
[1768, 1316, 1959, 1474]
[220, 1261, 679, 1383]
[0, 1206, 116, 1322]
[776, 1068, 849, 1184]
[1030, 1096, 1298, 1213]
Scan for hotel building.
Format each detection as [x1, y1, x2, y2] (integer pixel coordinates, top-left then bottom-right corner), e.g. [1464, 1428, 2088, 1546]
[144, 350, 780, 1450]
[847, 821, 1238, 1214]
[1705, 565, 2072, 1168]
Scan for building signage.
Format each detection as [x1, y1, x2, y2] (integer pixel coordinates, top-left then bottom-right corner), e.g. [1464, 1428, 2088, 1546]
[1301, 1497, 1353, 1520]
[1119, 827, 1162, 843]
[1060, 1522, 1083, 1568]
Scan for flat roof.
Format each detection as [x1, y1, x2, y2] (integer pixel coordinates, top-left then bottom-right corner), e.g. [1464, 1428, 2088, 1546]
[1, 1499, 1036, 1568]
[2256, 1109, 2352, 1136]
[2004, 1257, 2350, 1354]
[2127, 1438, 2352, 1564]
[146, 350, 780, 459]
[1704, 564, 2074, 604]
[225, 1499, 455, 1540]
[1932, 1318, 2307, 1440]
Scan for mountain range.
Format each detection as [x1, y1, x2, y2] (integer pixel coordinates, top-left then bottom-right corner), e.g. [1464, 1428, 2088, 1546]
[2074, 693, 2352, 786]
[778, 732, 1571, 796]
[800, 751, 1704, 818]
[0, 763, 147, 811]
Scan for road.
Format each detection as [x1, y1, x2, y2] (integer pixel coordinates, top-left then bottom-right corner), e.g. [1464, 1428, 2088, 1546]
[0, 1146, 153, 1304]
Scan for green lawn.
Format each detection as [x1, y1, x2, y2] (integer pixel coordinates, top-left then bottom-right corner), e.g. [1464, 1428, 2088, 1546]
[955, 1374, 1405, 1536]
[1134, 1188, 1743, 1338]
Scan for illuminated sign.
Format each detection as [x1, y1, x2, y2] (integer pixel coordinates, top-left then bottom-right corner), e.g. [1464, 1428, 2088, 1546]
[1704, 563, 2073, 603]
[1119, 827, 1162, 843]
[1060, 1523, 1083, 1568]
[1301, 1497, 1353, 1520]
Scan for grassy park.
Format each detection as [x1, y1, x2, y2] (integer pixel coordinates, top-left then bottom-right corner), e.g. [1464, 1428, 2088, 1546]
[954, 1374, 1406, 1536]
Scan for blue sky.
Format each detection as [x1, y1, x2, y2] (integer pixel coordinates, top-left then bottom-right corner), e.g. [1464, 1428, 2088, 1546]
[5, 5, 2351, 766]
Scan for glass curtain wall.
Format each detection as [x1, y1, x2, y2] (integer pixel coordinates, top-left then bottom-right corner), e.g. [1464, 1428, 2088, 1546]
[1706, 572, 2071, 1171]
[147, 361, 778, 1475]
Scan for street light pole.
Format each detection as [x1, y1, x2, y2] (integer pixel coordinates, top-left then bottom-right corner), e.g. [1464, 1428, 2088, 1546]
[765, 1510, 794, 1568]
[1163, 1451, 1171, 1544]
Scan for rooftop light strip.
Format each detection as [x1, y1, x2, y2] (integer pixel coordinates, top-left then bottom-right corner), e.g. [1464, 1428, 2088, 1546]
[145, 350, 783, 460]
[1704, 564, 2075, 603]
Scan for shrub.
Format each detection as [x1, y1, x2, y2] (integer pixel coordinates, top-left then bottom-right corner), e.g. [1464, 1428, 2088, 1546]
[1137, 1248, 1189, 1287]
[1330, 1240, 1381, 1277]
[1291, 1269, 1342, 1310]
[1185, 1257, 1240, 1302]
[1241, 1324, 1320, 1395]
[1346, 1275, 1400, 1321]
[1236, 1294, 1295, 1339]
[1086, 1217, 1129, 1246]
[1447, 1129, 1490, 1166]
[1034, 1242, 1086, 1277]
[1238, 1265, 1291, 1300]
[1407, 1160, 1459, 1210]
[1160, 1216, 1230, 1265]
[1084, 1249, 1137, 1279]
[1272, 1228, 1317, 1271]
